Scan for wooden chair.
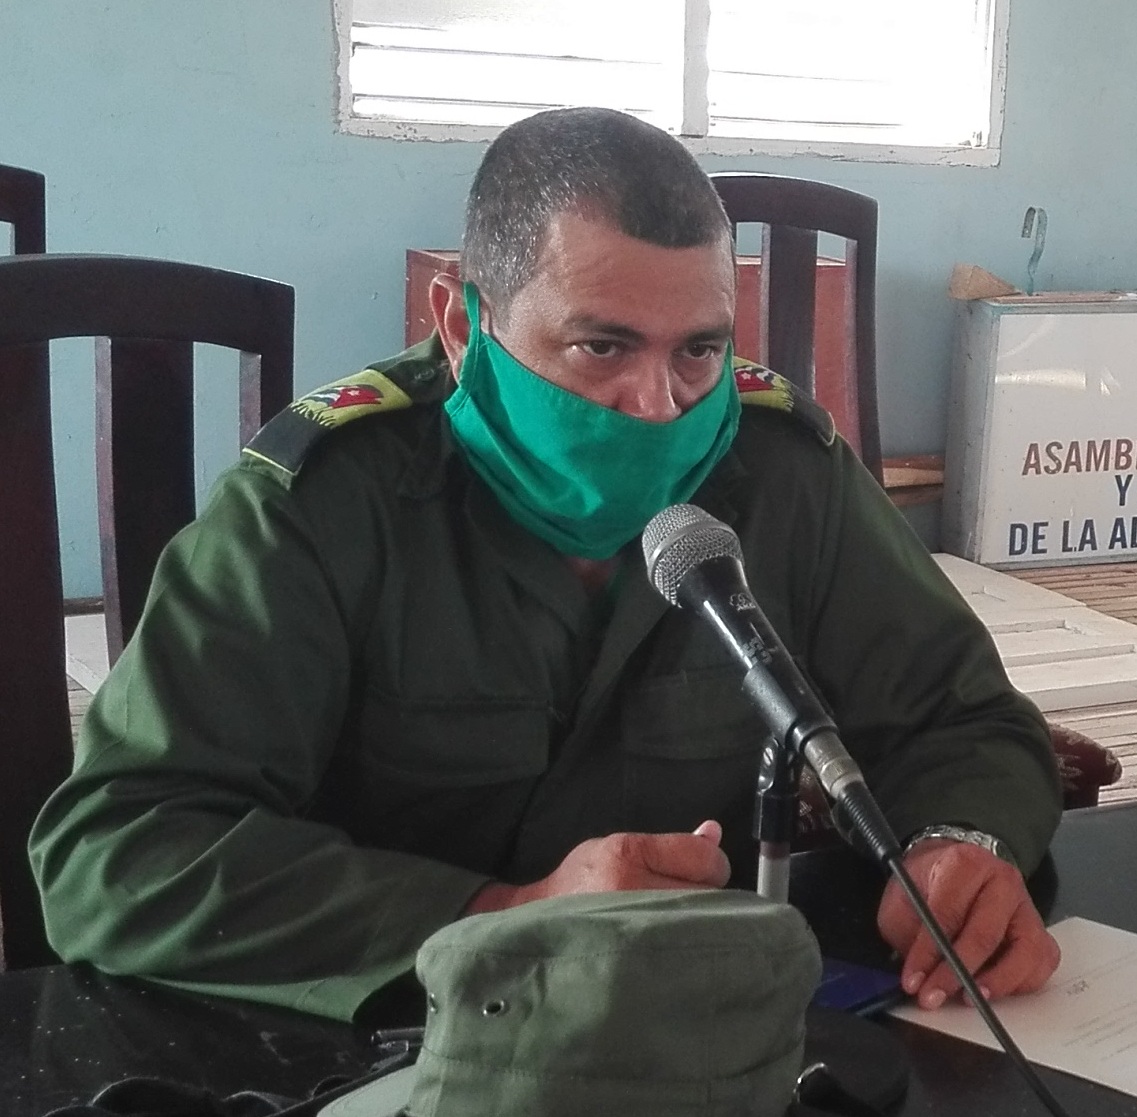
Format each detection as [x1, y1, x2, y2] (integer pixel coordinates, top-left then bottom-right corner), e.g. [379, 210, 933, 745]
[710, 172, 882, 484]
[0, 254, 294, 969]
[709, 173, 1121, 842]
[0, 163, 46, 255]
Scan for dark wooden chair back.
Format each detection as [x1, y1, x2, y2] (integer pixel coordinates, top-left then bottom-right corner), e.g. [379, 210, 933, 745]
[0, 163, 46, 255]
[0, 254, 294, 969]
[710, 172, 882, 483]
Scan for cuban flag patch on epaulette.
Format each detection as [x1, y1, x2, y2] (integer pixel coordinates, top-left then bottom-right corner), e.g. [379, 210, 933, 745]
[291, 369, 412, 428]
[732, 356, 835, 447]
[242, 368, 414, 481]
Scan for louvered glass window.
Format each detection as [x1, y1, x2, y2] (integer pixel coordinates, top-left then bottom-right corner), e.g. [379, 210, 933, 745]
[336, 0, 1007, 165]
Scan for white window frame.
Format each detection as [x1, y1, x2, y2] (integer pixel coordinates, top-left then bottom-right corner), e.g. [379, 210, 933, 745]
[332, 0, 1010, 167]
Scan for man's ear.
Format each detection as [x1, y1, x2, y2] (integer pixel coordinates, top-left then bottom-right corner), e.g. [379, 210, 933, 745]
[430, 273, 471, 382]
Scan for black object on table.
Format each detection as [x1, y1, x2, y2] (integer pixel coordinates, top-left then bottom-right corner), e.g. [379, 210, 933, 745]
[2, 804, 1136, 1116]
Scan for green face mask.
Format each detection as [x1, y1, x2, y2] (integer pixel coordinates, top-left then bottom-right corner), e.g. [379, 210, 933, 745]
[444, 283, 740, 559]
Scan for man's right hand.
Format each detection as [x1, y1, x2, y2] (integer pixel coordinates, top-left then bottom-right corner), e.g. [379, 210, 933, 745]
[465, 820, 731, 915]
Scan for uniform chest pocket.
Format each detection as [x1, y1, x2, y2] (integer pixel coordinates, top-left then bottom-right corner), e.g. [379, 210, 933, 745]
[619, 666, 765, 760]
[361, 692, 550, 789]
[616, 667, 767, 855]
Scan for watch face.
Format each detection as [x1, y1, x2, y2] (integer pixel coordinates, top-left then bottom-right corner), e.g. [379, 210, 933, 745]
[989, 838, 1017, 866]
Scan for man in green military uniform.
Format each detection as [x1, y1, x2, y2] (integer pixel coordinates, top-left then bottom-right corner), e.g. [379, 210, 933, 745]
[31, 107, 1061, 1023]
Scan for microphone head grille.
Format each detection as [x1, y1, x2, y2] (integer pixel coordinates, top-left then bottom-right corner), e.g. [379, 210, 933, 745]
[641, 503, 743, 605]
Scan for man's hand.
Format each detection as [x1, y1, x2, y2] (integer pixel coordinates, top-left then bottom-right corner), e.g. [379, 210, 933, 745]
[466, 820, 730, 915]
[877, 838, 1060, 1009]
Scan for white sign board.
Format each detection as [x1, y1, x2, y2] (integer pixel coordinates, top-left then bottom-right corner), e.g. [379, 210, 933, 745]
[944, 295, 1137, 567]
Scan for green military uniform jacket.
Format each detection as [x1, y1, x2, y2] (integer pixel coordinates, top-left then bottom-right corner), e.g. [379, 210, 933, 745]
[30, 338, 1061, 1022]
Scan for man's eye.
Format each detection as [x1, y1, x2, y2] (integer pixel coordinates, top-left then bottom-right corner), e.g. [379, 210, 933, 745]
[578, 340, 621, 358]
[685, 342, 722, 360]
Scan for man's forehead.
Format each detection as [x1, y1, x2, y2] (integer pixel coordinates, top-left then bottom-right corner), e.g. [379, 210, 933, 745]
[533, 209, 732, 267]
[523, 209, 727, 281]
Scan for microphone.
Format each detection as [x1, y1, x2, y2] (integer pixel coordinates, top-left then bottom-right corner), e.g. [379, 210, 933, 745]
[641, 503, 899, 864]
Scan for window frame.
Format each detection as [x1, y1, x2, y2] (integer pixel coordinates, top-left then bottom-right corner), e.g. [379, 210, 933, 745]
[331, 0, 1010, 167]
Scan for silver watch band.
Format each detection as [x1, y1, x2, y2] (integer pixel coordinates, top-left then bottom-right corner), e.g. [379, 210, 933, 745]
[902, 824, 1018, 868]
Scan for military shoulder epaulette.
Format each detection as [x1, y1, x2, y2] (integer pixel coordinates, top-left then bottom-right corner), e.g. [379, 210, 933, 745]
[732, 356, 835, 448]
[242, 341, 449, 484]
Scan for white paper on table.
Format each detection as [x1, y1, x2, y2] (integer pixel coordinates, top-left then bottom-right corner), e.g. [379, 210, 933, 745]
[889, 917, 1137, 1097]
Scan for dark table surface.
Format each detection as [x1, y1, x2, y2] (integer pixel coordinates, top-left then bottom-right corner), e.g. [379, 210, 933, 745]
[3, 803, 1136, 1116]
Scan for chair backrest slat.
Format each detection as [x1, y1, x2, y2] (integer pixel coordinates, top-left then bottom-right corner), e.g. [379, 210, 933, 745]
[95, 336, 197, 662]
[762, 223, 820, 396]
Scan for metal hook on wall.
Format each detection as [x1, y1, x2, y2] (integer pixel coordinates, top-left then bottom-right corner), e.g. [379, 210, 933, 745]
[1021, 206, 1048, 295]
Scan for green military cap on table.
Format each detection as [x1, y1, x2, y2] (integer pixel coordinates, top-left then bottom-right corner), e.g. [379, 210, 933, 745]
[323, 888, 821, 1117]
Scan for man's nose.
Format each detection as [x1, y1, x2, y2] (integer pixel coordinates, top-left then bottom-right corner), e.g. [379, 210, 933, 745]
[619, 359, 682, 423]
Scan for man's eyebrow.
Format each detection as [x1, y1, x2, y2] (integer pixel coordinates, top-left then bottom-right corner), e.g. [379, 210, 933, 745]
[686, 323, 735, 343]
[561, 316, 734, 343]
[562, 316, 645, 342]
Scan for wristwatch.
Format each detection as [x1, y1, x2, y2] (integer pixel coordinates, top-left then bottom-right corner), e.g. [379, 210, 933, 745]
[902, 824, 1018, 869]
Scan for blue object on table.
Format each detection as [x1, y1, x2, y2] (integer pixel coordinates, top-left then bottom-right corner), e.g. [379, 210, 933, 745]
[813, 957, 905, 1016]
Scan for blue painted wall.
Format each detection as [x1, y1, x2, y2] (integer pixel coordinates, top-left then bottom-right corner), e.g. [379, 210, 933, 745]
[2, 1, 1135, 595]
